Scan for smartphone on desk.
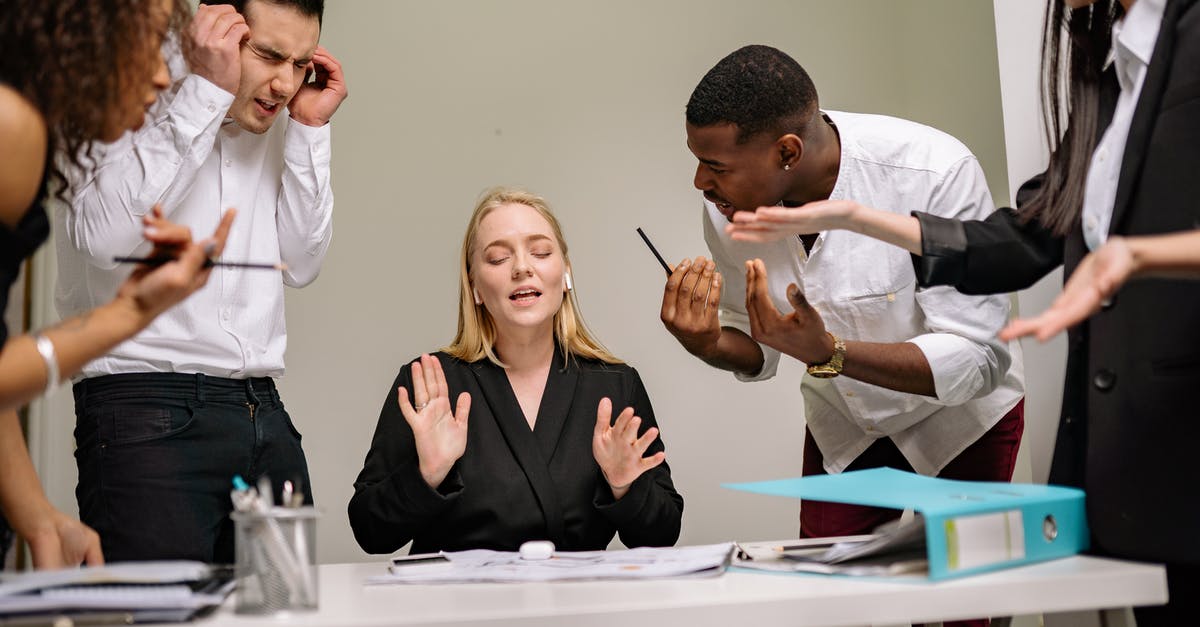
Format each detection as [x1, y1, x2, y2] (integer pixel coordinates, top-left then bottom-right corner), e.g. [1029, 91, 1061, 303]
[390, 553, 450, 574]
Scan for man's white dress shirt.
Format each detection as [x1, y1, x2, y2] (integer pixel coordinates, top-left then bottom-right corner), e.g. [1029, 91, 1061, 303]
[706, 110, 1024, 476]
[57, 48, 334, 379]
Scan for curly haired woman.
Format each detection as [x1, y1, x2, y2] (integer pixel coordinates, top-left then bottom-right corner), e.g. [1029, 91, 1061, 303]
[0, 0, 234, 567]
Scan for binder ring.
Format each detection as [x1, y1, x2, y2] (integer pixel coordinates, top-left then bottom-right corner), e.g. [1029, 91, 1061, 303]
[1043, 515, 1058, 541]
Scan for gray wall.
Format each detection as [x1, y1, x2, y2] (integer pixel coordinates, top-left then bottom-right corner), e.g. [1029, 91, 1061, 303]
[29, 0, 1014, 565]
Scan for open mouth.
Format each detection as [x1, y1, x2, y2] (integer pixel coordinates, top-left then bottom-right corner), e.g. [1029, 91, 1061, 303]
[509, 288, 542, 304]
[254, 98, 281, 115]
[705, 194, 734, 214]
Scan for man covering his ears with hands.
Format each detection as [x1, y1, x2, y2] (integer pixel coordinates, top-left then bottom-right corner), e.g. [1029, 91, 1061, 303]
[57, 0, 346, 562]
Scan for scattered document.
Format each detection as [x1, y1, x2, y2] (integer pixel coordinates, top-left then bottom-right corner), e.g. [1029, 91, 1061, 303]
[0, 561, 233, 623]
[735, 518, 930, 577]
[368, 542, 735, 585]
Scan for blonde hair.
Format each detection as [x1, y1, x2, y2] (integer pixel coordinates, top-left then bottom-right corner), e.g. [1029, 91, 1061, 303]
[444, 187, 621, 367]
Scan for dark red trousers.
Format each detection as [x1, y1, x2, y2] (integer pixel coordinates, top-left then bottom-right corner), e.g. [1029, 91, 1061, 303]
[800, 399, 1025, 627]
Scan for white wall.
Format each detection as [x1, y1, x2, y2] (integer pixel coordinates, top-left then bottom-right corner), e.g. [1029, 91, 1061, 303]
[993, 0, 1067, 484]
[29, 0, 1017, 565]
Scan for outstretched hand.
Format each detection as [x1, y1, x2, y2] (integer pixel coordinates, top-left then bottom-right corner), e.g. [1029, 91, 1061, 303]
[725, 200, 862, 243]
[398, 354, 471, 489]
[745, 259, 834, 365]
[1001, 236, 1136, 342]
[592, 397, 665, 500]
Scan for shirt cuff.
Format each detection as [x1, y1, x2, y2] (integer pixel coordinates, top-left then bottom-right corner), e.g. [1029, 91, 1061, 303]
[388, 460, 464, 518]
[908, 332, 986, 405]
[719, 309, 779, 382]
[912, 211, 969, 288]
[173, 75, 236, 138]
[593, 473, 654, 527]
[284, 116, 333, 167]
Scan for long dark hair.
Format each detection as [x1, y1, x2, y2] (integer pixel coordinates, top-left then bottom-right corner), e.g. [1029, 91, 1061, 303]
[0, 0, 190, 201]
[1021, 0, 1125, 235]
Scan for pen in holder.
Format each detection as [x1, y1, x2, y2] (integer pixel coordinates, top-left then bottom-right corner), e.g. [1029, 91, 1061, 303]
[230, 477, 319, 614]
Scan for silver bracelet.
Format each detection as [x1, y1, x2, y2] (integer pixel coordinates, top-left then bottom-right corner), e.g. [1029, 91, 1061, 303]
[33, 333, 60, 395]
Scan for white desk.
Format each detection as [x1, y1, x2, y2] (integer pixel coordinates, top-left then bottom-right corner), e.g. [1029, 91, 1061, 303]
[190, 556, 1165, 627]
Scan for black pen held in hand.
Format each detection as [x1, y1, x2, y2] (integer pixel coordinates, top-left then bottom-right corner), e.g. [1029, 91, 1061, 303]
[636, 227, 671, 277]
[114, 255, 287, 271]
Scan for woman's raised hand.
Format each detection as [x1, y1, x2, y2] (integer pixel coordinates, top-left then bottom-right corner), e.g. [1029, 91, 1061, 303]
[592, 397, 665, 500]
[398, 354, 471, 489]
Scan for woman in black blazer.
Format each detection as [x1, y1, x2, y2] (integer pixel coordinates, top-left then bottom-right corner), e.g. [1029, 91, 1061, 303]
[349, 187, 682, 555]
[724, 0, 1198, 623]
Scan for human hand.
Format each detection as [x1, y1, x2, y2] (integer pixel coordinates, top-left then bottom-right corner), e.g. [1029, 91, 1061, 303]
[184, 3, 249, 95]
[660, 256, 723, 359]
[115, 206, 235, 325]
[724, 200, 863, 243]
[288, 46, 348, 127]
[592, 397, 665, 500]
[25, 506, 104, 569]
[398, 354, 471, 489]
[1001, 236, 1136, 342]
[745, 259, 834, 364]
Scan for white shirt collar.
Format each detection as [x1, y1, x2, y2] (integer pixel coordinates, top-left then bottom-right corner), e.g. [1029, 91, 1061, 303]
[1111, 0, 1166, 88]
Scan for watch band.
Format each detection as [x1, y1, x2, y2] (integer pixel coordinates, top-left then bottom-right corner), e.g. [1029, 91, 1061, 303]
[806, 332, 845, 379]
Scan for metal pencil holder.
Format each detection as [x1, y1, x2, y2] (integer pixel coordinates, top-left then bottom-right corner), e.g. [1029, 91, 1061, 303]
[231, 506, 319, 614]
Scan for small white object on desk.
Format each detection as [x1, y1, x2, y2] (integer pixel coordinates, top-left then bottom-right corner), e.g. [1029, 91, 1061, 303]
[519, 540, 554, 561]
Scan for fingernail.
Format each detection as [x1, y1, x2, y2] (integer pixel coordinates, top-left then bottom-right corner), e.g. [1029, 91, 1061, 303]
[144, 227, 159, 237]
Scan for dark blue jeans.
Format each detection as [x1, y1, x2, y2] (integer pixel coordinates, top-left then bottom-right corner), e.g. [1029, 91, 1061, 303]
[73, 373, 312, 564]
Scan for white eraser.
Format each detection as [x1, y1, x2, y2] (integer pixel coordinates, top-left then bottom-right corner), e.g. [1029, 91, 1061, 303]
[519, 540, 555, 560]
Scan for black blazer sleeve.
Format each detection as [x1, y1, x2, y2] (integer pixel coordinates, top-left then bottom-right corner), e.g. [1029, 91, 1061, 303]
[911, 174, 1065, 295]
[591, 367, 683, 548]
[348, 360, 464, 554]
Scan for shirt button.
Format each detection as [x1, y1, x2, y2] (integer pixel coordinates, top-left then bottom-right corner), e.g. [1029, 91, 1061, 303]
[1097, 148, 1107, 163]
[1092, 369, 1116, 392]
[207, 103, 216, 112]
[1085, 217, 1097, 232]
[224, 159, 232, 167]
[1100, 295, 1116, 310]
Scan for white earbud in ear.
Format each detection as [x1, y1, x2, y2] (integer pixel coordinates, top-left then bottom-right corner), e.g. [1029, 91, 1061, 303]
[564, 272, 573, 292]
[472, 288, 482, 305]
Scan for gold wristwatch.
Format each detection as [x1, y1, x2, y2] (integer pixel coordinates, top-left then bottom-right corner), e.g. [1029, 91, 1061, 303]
[806, 333, 846, 379]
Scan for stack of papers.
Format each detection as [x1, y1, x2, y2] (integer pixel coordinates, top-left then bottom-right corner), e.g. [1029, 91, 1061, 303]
[0, 561, 234, 624]
[736, 517, 930, 577]
[369, 543, 735, 585]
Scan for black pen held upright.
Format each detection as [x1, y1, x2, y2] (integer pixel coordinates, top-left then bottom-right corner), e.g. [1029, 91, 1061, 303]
[636, 227, 672, 277]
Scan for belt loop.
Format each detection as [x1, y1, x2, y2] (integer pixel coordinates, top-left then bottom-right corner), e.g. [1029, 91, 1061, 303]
[195, 373, 206, 404]
[245, 378, 260, 405]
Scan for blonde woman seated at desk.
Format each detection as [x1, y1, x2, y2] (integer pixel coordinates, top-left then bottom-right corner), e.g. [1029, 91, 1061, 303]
[349, 188, 683, 555]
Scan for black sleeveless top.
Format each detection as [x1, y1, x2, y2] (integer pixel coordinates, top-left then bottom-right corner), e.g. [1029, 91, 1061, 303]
[0, 188, 50, 349]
